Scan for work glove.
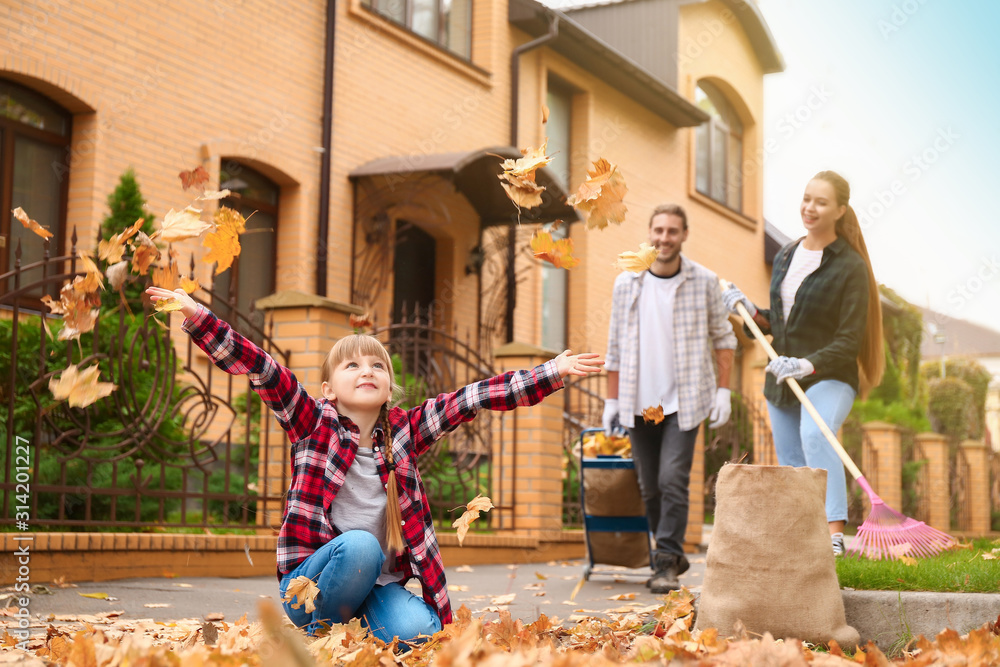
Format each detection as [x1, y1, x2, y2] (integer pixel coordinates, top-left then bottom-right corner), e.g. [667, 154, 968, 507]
[766, 356, 815, 384]
[602, 398, 620, 436]
[708, 388, 731, 428]
[721, 283, 757, 318]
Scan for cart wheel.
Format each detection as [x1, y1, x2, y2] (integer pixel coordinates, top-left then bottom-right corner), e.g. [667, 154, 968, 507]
[583, 565, 591, 581]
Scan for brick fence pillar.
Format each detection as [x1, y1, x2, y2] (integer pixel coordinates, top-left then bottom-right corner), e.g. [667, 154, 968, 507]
[914, 433, 951, 531]
[492, 343, 565, 538]
[861, 421, 902, 513]
[961, 439, 991, 534]
[685, 427, 704, 553]
[255, 290, 361, 530]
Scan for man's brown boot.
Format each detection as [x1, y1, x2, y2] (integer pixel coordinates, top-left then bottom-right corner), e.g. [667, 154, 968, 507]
[648, 553, 689, 594]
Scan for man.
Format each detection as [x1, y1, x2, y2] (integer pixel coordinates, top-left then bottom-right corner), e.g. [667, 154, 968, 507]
[603, 204, 736, 594]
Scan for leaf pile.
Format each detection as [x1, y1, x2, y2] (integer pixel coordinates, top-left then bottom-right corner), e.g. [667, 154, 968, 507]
[5, 589, 1000, 665]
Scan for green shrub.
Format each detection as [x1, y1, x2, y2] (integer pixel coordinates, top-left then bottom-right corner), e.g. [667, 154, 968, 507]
[926, 377, 975, 439]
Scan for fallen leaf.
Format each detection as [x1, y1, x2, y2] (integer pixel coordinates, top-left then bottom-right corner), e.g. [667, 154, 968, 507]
[179, 165, 210, 191]
[567, 158, 628, 230]
[616, 242, 658, 273]
[608, 593, 636, 601]
[202, 206, 246, 274]
[283, 575, 319, 614]
[50, 364, 117, 408]
[78, 592, 109, 600]
[51, 576, 77, 589]
[451, 494, 495, 545]
[143, 603, 172, 608]
[642, 405, 664, 425]
[531, 230, 580, 269]
[204, 612, 225, 622]
[12, 206, 53, 240]
[155, 206, 211, 243]
[568, 578, 586, 602]
[447, 585, 469, 592]
[455, 565, 474, 573]
[174, 583, 194, 588]
[490, 594, 516, 605]
[535, 572, 548, 580]
[982, 552, 997, 560]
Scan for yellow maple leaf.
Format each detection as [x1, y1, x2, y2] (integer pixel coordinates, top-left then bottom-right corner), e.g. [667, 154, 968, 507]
[152, 256, 180, 291]
[282, 575, 319, 614]
[154, 297, 183, 313]
[530, 230, 580, 269]
[130, 232, 161, 275]
[98, 218, 146, 264]
[615, 242, 658, 273]
[451, 494, 495, 546]
[642, 405, 664, 425]
[498, 141, 553, 212]
[41, 282, 99, 341]
[49, 364, 117, 408]
[179, 277, 200, 294]
[499, 174, 546, 210]
[567, 159, 628, 230]
[202, 206, 246, 275]
[154, 206, 211, 243]
[499, 139, 552, 178]
[73, 252, 105, 294]
[12, 206, 54, 240]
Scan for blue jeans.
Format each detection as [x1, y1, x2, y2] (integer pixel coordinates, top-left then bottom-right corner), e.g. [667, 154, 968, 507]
[766, 380, 856, 523]
[278, 530, 441, 642]
[627, 413, 700, 557]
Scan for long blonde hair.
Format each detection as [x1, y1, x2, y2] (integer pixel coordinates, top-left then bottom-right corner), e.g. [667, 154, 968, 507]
[322, 334, 405, 553]
[813, 170, 885, 393]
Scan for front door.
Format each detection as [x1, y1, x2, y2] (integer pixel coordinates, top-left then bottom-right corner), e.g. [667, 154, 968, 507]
[392, 221, 436, 324]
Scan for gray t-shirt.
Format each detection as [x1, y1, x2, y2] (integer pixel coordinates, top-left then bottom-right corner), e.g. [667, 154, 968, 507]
[328, 447, 403, 585]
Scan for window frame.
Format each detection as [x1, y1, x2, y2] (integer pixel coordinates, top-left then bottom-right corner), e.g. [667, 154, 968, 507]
[361, 0, 473, 60]
[694, 82, 744, 214]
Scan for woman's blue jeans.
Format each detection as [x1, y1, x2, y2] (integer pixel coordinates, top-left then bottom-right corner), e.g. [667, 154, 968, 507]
[278, 530, 441, 642]
[766, 380, 856, 523]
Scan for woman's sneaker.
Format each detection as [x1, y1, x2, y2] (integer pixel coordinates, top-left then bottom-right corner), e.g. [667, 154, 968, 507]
[831, 532, 845, 557]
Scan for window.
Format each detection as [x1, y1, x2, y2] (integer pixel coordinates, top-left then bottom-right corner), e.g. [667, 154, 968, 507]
[362, 0, 472, 59]
[0, 79, 71, 290]
[213, 163, 278, 328]
[695, 81, 743, 212]
[540, 76, 573, 351]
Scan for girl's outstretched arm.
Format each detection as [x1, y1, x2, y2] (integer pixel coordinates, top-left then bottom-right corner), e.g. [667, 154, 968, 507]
[146, 287, 320, 443]
[405, 352, 603, 457]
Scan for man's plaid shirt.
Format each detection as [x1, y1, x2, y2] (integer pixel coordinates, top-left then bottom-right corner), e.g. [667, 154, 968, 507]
[755, 237, 870, 407]
[605, 255, 736, 431]
[182, 306, 564, 624]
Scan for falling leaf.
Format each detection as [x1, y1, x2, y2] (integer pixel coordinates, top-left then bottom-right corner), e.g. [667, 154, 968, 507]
[616, 242, 658, 273]
[154, 297, 184, 313]
[568, 577, 586, 601]
[155, 206, 211, 243]
[202, 206, 246, 274]
[74, 252, 105, 294]
[451, 494, 495, 545]
[283, 575, 319, 614]
[498, 140, 553, 211]
[106, 261, 130, 291]
[642, 405, 664, 425]
[179, 165, 210, 191]
[152, 255, 181, 291]
[50, 364, 117, 408]
[41, 282, 99, 341]
[196, 188, 231, 201]
[131, 231, 161, 275]
[350, 313, 373, 331]
[78, 592, 110, 600]
[499, 140, 553, 178]
[567, 158, 628, 230]
[98, 218, 146, 263]
[531, 230, 580, 269]
[541, 104, 550, 124]
[12, 206, 53, 240]
[179, 277, 200, 294]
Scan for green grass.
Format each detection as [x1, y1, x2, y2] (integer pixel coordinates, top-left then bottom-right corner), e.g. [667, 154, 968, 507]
[836, 538, 1000, 593]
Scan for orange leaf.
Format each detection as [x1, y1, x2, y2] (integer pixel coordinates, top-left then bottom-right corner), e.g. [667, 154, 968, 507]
[451, 494, 495, 545]
[152, 256, 181, 291]
[155, 206, 211, 243]
[282, 575, 319, 614]
[499, 174, 545, 210]
[179, 165, 209, 191]
[98, 218, 145, 264]
[498, 141, 553, 211]
[73, 252, 105, 294]
[202, 206, 246, 275]
[179, 277, 200, 294]
[642, 405, 664, 425]
[350, 313, 373, 330]
[541, 105, 550, 124]
[12, 206, 54, 240]
[615, 242, 658, 273]
[41, 282, 99, 341]
[567, 158, 628, 230]
[49, 364, 117, 408]
[130, 231, 161, 275]
[531, 230, 580, 269]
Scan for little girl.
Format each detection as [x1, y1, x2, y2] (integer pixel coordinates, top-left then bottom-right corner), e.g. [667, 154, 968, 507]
[146, 286, 603, 642]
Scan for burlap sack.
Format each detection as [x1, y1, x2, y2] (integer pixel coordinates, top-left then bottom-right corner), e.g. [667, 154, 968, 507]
[695, 464, 859, 648]
[583, 466, 651, 569]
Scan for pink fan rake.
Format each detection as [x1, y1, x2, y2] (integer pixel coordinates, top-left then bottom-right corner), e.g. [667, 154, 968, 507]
[721, 280, 956, 560]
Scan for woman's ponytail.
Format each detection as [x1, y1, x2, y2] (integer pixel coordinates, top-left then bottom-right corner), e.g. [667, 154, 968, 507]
[380, 404, 405, 553]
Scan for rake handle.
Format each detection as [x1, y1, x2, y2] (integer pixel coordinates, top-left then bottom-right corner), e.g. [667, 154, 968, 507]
[720, 279, 864, 481]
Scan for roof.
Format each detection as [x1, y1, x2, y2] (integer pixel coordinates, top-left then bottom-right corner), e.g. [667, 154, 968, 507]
[349, 146, 579, 226]
[555, 0, 784, 74]
[920, 308, 1000, 359]
[764, 220, 793, 264]
[510, 0, 709, 127]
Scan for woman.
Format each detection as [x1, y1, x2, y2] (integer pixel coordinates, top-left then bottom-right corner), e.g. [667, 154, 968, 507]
[722, 170, 884, 556]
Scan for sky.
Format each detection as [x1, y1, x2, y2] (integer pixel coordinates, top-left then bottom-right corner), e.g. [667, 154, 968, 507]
[754, 0, 1000, 336]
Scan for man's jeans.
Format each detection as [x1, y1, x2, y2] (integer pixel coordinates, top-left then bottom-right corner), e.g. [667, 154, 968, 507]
[628, 413, 699, 558]
[766, 379, 856, 523]
[279, 530, 441, 642]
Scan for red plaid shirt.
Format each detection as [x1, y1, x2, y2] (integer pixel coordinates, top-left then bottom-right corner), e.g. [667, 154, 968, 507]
[182, 306, 564, 623]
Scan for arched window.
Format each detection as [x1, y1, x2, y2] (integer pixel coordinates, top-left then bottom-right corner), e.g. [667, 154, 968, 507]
[695, 81, 743, 212]
[0, 79, 71, 286]
[213, 162, 278, 325]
